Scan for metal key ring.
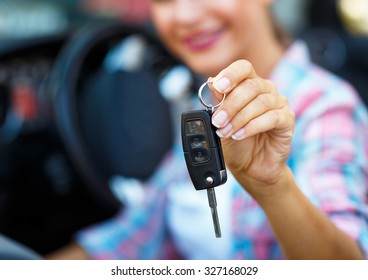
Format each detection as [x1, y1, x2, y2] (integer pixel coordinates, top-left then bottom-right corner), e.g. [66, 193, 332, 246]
[198, 81, 226, 111]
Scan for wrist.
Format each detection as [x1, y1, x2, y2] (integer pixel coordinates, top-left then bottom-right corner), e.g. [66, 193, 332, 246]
[239, 165, 295, 203]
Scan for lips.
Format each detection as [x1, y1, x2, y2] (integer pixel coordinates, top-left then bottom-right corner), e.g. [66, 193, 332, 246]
[183, 29, 223, 52]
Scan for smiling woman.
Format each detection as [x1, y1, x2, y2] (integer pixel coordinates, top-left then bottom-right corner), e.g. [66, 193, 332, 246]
[149, 0, 282, 78]
[47, 0, 368, 260]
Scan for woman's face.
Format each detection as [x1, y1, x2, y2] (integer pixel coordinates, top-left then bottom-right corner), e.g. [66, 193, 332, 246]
[150, 0, 272, 76]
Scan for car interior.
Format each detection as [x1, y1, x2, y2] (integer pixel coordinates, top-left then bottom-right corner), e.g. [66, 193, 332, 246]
[0, 0, 184, 257]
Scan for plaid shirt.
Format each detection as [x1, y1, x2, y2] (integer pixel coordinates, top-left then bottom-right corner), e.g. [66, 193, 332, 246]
[76, 41, 368, 259]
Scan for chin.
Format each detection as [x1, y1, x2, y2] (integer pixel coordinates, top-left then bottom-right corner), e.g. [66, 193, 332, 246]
[184, 57, 217, 76]
[187, 58, 230, 77]
[178, 44, 238, 76]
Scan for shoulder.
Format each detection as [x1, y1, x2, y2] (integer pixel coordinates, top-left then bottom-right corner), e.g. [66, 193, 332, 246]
[275, 41, 364, 118]
[292, 65, 362, 117]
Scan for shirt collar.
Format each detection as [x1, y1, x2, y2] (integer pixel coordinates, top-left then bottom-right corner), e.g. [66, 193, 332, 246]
[269, 40, 311, 97]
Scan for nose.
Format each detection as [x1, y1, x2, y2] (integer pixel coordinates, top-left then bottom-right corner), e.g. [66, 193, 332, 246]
[173, 0, 202, 26]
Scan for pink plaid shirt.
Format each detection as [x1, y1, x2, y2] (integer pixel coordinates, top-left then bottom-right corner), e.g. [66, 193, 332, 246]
[76, 41, 368, 259]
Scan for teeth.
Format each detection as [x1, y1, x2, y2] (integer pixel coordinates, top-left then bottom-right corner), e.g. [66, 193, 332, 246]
[191, 34, 213, 45]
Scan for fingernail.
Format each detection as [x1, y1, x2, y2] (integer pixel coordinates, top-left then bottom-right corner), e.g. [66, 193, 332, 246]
[214, 77, 230, 93]
[212, 110, 228, 128]
[216, 130, 225, 138]
[231, 128, 246, 140]
[217, 123, 232, 137]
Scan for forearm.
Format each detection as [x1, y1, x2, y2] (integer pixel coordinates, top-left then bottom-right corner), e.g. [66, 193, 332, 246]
[237, 166, 364, 259]
[45, 243, 90, 260]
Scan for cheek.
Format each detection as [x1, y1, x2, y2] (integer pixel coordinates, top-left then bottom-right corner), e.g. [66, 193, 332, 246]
[151, 9, 178, 53]
[229, 3, 258, 33]
[226, 5, 263, 52]
[150, 5, 171, 37]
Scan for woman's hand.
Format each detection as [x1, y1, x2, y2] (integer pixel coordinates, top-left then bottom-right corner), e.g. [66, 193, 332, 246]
[208, 60, 364, 260]
[209, 60, 295, 195]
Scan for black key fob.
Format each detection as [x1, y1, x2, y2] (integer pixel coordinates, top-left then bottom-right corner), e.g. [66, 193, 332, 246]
[181, 109, 227, 190]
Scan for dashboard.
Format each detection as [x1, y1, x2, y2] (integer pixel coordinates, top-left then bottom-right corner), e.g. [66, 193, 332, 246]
[0, 37, 62, 139]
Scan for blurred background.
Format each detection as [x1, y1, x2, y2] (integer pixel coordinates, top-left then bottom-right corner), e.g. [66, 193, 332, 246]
[0, 0, 367, 256]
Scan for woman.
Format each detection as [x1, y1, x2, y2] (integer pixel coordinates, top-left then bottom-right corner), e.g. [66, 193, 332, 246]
[49, 0, 368, 259]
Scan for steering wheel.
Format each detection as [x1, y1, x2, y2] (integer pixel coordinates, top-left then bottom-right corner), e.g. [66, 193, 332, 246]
[49, 21, 181, 213]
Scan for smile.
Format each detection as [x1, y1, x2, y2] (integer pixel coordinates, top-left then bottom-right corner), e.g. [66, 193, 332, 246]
[183, 29, 223, 52]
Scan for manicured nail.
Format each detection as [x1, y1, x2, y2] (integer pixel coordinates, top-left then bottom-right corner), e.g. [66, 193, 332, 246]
[216, 130, 225, 138]
[231, 128, 246, 140]
[214, 77, 230, 93]
[217, 123, 232, 138]
[212, 110, 228, 128]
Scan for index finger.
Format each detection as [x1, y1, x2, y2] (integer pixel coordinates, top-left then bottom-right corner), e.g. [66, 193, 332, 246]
[209, 60, 258, 96]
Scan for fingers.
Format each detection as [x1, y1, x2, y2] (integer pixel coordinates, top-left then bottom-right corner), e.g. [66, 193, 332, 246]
[211, 78, 276, 128]
[230, 104, 294, 141]
[208, 59, 293, 141]
[215, 93, 287, 139]
[209, 60, 258, 97]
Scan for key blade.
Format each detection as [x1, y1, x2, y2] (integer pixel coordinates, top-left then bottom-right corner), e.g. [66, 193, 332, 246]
[207, 188, 222, 238]
[211, 206, 222, 238]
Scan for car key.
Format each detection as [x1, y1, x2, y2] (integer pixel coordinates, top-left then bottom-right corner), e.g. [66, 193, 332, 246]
[181, 81, 227, 238]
